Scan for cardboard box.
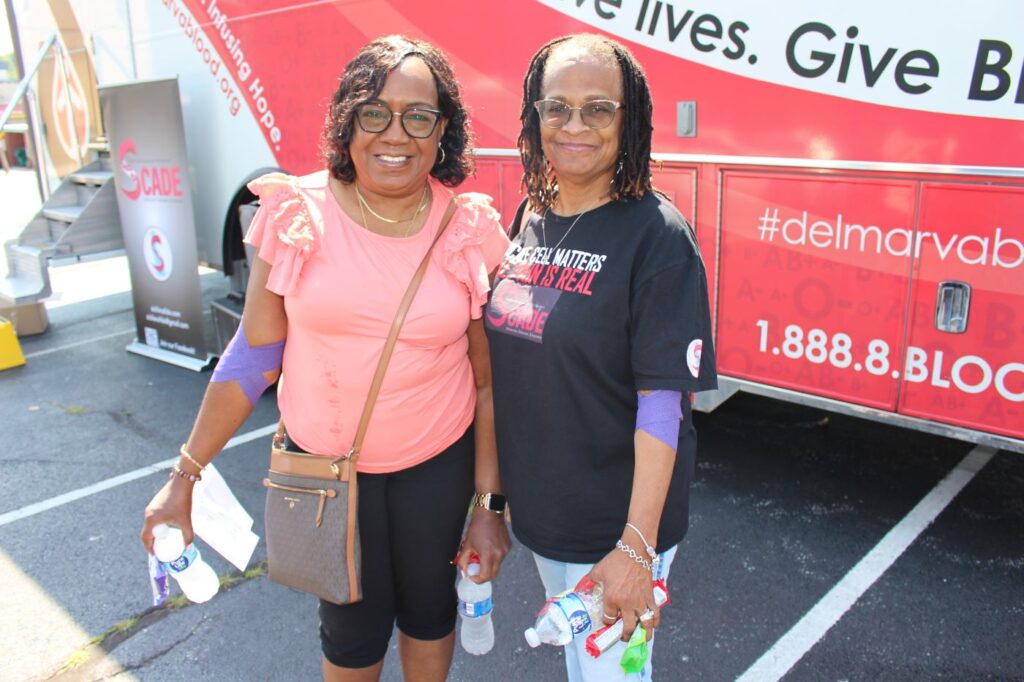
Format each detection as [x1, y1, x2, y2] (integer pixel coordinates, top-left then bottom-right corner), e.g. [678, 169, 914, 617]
[0, 317, 26, 369]
[0, 301, 49, 336]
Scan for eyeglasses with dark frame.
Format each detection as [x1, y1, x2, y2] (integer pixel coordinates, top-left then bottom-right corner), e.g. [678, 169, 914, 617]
[354, 101, 443, 138]
[533, 99, 623, 129]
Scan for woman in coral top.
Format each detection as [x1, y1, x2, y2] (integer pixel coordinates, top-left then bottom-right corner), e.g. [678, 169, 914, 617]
[141, 36, 511, 681]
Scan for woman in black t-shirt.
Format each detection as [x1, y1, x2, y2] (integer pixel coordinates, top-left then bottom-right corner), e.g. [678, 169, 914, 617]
[485, 34, 717, 681]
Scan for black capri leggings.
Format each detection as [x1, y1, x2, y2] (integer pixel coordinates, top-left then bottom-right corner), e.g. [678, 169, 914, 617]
[314, 426, 475, 669]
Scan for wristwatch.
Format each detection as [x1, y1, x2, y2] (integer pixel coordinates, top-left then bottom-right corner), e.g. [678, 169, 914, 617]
[472, 492, 507, 515]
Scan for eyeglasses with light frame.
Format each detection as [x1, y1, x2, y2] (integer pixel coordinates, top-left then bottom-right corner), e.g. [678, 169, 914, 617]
[354, 102, 443, 138]
[533, 99, 623, 129]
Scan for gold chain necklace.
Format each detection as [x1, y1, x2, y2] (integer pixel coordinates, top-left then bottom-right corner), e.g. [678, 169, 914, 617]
[355, 183, 428, 225]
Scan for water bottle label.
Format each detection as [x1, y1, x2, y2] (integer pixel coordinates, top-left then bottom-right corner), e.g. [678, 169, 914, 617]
[162, 544, 198, 574]
[555, 593, 592, 636]
[458, 598, 493, 618]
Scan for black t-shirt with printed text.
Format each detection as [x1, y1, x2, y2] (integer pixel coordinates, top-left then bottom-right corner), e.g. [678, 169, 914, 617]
[485, 192, 717, 563]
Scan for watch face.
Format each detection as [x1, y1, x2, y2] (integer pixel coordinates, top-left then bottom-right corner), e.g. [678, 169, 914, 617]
[479, 493, 506, 513]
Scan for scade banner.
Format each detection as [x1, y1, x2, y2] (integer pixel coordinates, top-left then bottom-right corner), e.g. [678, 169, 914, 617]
[544, 0, 1024, 121]
[101, 79, 213, 371]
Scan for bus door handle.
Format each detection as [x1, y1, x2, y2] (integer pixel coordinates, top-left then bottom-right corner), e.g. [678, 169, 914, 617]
[935, 281, 971, 333]
[676, 101, 696, 137]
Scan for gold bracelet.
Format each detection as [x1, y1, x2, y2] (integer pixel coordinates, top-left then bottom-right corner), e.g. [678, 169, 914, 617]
[179, 444, 206, 472]
[169, 463, 201, 483]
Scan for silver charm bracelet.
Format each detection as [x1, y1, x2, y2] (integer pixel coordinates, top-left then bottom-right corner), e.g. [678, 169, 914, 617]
[615, 539, 653, 572]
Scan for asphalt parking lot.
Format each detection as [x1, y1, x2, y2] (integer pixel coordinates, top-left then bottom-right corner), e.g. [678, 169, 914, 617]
[2, 166, 1022, 682]
[2, 258, 1022, 682]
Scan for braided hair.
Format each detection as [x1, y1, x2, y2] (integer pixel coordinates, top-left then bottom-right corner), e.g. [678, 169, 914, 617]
[518, 34, 653, 211]
[320, 35, 474, 187]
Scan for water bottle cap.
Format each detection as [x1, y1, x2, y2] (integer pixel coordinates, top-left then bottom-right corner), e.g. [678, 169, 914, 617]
[467, 562, 481, 577]
[574, 576, 596, 593]
[524, 627, 541, 648]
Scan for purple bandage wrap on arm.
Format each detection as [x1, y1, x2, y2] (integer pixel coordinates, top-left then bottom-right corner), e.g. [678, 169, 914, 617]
[635, 390, 683, 451]
[211, 323, 284, 406]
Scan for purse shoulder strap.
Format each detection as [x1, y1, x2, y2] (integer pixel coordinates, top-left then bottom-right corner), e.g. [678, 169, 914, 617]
[508, 197, 532, 240]
[273, 196, 460, 459]
[345, 197, 458, 460]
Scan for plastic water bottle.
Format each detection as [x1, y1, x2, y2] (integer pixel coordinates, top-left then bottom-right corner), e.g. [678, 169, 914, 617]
[151, 524, 219, 603]
[524, 577, 604, 648]
[457, 561, 494, 655]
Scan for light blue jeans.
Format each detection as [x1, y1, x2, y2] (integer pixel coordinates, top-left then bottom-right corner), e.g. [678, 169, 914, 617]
[532, 545, 678, 682]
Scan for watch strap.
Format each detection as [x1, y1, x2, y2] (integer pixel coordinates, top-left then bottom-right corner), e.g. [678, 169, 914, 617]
[473, 492, 507, 514]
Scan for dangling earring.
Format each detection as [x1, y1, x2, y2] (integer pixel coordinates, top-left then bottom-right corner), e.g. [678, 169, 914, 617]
[544, 157, 558, 199]
[437, 142, 446, 166]
[545, 157, 556, 181]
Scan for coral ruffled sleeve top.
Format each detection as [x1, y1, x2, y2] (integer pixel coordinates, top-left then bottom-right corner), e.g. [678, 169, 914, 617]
[244, 170, 509, 473]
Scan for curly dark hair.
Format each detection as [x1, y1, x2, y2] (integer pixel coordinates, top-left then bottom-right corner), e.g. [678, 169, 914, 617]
[519, 34, 654, 211]
[320, 35, 474, 187]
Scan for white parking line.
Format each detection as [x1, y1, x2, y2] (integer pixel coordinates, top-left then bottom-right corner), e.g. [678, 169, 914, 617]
[23, 328, 136, 359]
[737, 445, 995, 682]
[0, 423, 277, 527]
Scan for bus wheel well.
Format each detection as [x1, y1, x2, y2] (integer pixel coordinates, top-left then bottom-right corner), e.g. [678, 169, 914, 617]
[221, 167, 284, 279]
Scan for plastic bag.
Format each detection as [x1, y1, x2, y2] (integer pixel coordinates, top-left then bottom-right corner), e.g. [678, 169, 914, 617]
[620, 623, 649, 674]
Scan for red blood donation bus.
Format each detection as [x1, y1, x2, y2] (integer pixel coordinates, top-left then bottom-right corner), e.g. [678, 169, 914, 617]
[11, 0, 1023, 450]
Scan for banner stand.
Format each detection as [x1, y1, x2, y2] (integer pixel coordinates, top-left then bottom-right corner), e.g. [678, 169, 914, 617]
[101, 78, 214, 372]
[126, 340, 213, 372]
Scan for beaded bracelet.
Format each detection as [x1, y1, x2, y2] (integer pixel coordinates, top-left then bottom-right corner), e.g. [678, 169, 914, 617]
[179, 444, 206, 472]
[615, 539, 652, 572]
[169, 462, 201, 483]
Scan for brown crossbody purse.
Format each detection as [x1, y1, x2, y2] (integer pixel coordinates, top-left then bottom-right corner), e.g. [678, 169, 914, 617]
[262, 198, 457, 605]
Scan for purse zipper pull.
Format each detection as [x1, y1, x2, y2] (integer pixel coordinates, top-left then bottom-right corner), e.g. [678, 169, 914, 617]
[316, 490, 327, 528]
